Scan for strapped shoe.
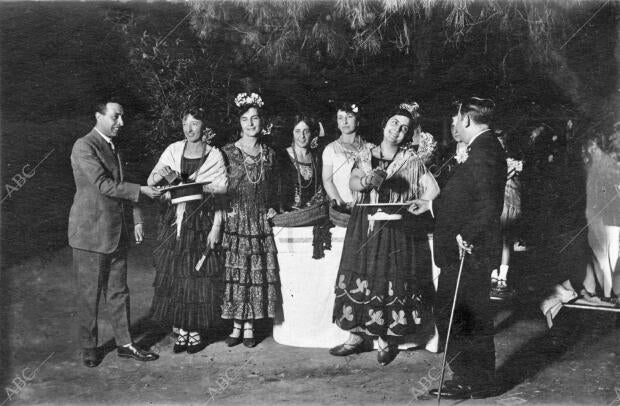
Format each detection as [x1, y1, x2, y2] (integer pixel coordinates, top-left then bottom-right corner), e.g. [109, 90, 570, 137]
[186, 332, 208, 354]
[243, 327, 256, 348]
[329, 336, 371, 356]
[377, 341, 398, 366]
[490, 280, 515, 301]
[173, 331, 189, 354]
[225, 326, 242, 347]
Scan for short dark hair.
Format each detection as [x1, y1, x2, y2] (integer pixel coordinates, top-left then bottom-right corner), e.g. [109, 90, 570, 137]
[454, 97, 495, 126]
[183, 107, 208, 123]
[94, 100, 123, 116]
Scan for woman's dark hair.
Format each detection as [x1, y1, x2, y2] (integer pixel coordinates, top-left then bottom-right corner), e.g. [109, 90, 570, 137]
[291, 113, 319, 139]
[335, 102, 360, 116]
[236, 104, 263, 119]
[379, 103, 421, 142]
[182, 107, 208, 123]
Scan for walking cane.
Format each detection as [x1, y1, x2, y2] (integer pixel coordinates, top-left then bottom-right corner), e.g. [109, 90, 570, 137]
[437, 248, 467, 405]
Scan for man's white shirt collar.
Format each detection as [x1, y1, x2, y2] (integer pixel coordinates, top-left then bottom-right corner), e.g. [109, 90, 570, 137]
[94, 127, 114, 149]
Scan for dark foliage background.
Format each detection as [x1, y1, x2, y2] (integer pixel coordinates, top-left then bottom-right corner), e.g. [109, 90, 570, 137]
[1, 0, 618, 268]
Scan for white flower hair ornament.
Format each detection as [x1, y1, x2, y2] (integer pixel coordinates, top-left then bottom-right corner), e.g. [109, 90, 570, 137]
[261, 123, 273, 136]
[202, 127, 216, 144]
[399, 102, 420, 115]
[309, 121, 326, 149]
[234, 92, 264, 108]
[404, 131, 436, 163]
[350, 104, 359, 114]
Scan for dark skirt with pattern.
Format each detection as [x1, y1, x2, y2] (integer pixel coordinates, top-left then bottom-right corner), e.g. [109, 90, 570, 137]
[151, 200, 223, 331]
[332, 206, 433, 339]
[220, 207, 280, 320]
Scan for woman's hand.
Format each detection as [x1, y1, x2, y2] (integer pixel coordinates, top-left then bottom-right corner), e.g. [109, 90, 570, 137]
[266, 208, 277, 219]
[158, 166, 179, 183]
[368, 169, 387, 189]
[206, 225, 221, 249]
[134, 223, 144, 244]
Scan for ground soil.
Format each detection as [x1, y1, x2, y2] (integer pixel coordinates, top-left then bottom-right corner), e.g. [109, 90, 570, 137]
[1, 232, 619, 406]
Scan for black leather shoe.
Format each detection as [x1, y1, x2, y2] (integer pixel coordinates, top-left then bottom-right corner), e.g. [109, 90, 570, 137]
[82, 348, 101, 368]
[377, 343, 398, 366]
[429, 380, 496, 399]
[117, 344, 159, 362]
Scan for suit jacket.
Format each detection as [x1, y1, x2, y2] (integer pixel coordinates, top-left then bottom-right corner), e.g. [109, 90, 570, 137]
[68, 128, 143, 254]
[433, 131, 506, 270]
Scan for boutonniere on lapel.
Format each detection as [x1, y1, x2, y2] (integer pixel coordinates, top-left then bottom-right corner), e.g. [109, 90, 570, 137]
[454, 147, 469, 164]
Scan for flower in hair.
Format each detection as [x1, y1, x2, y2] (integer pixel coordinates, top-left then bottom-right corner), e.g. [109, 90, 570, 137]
[350, 104, 359, 114]
[405, 131, 436, 163]
[261, 122, 273, 136]
[234, 92, 264, 108]
[202, 127, 216, 144]
[399, 102, 419, 114]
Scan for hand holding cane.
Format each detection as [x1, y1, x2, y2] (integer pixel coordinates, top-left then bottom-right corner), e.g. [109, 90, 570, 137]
[437, 237, 471, 405]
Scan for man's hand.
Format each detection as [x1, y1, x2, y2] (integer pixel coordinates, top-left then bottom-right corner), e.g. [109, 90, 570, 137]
[456, 234, 473, 255]
[408, 199, 430, 215]
[134, 223, 144, 244]
[140, 186, 162, 199]
[266, 207, 277, 219]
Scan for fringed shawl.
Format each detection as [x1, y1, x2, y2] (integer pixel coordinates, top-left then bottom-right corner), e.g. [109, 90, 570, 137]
[353, 144, 435, 205]
[150, 140, 228, 237]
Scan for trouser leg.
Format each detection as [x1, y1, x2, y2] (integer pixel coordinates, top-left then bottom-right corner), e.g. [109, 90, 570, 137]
[435, 260, 495, 386]
[74, 248, 104, 349]
[106, 245, 132, 347]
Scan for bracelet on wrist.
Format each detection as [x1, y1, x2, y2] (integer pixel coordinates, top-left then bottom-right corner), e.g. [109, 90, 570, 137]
[361, 176, 369, 188]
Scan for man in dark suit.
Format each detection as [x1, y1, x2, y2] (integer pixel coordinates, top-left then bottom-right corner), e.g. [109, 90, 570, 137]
[410, 97, 506, 399]
[69, 101, 162, 367]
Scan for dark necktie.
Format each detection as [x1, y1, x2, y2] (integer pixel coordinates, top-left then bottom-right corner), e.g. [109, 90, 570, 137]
[108, 142, 123, 181]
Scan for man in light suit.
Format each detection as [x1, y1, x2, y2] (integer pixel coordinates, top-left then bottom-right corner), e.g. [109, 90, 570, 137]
[69, 101, 161, 367]
[411, 97, 506, 399]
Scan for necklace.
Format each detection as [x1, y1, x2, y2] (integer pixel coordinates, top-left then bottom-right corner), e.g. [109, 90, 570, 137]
[291, 145, 316, 190]
[378, 144, 397, 161]
[337, 135, 362, 161]
[238, 143, 264, 185]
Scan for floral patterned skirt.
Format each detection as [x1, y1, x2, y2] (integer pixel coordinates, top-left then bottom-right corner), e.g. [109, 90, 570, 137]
[221, 209, 280, 320]
[332, 206, 433, 339]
